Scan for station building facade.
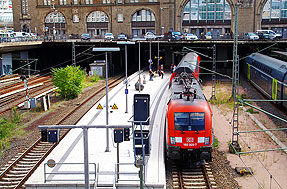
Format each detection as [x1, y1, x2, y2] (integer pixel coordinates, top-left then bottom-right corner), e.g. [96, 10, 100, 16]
[12, 0, 287, 39]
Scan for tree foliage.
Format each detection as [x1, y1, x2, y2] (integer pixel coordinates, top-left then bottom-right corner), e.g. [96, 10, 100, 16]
[51, 66, 86, 99]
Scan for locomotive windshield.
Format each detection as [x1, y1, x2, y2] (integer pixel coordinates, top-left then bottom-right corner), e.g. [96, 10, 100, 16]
[174, 112, 205, 131]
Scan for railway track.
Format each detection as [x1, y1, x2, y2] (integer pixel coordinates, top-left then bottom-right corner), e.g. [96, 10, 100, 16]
[0, 75, 124, 188]
[172, 162, 217, 189]
[0, 83, 55, 115]
[0, 75, 51, 96]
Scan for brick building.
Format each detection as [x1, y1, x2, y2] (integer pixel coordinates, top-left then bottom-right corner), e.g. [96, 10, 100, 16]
[12, 0, 287, 39]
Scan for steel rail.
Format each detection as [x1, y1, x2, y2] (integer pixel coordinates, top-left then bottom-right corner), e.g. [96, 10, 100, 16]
[0, 76, 51, 96]
[202, 164, 212, 189]
[0, 84, 55, 115]
[0, 75, 124, 189]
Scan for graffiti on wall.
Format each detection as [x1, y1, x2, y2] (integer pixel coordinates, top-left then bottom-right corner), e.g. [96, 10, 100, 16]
[3, 65, 12, 75]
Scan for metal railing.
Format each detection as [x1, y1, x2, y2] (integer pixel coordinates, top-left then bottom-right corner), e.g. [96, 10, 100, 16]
[44, 162, 96, 183]
[115, 163, 140, 183]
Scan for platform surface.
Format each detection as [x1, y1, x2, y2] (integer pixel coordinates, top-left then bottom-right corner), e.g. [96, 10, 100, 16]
[25, 71, 170, 188]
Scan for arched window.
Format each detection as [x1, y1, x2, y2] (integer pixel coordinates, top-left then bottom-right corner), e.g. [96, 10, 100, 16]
[87, 11, 109, 22]
[262, 0, 287, 19]
[45, 11, 66, 23]
[44, 11, 66, 36]
[132, 10, 155, 22]
[131, 9, 155, 37]
[182, 0, 231, 39]
[86, 11, 109, 38]
[262, 0, 287, 38]
[182, 0, 231, 22]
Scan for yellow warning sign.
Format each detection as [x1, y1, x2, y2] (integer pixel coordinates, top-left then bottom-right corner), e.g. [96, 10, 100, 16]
[112, 103, 118, 109]
[97, 104, 103, 109]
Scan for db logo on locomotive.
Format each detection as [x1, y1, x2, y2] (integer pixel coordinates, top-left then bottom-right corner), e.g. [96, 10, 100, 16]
[186, 137, 194, 143]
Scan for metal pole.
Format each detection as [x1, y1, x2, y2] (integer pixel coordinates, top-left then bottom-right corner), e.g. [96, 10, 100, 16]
[83, 128, 90, 189]
[25, 79, 29, 108]
[72, 41, 76, 66]
[117, 143, 119, 180]
[157, 40, 159, 71]
[140, 165, 143, 189]
[149, 41, 151, 66]
[105, 52, 110, 152]
[125, 45, 128, 113]
[28, 64, 30, 77]
[139, 42, 141, 93]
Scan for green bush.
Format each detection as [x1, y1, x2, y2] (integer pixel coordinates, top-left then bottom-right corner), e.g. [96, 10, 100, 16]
[89, 75, 101, 82]
[213, 138, 219, 148]
[52, 66, 86, 99]
[0, 108, 22, 150]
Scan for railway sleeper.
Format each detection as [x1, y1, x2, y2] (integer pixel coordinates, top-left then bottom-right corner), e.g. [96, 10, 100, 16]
[182, 171, 203, 175]
[0, 180, 19, 185]
[8, 170, 28, 174]
[16, 164, 34, 168]
[182, 186, 207, 189]
[30, 149, 49, 153]
[172, 177, 179, 182]
[21, 157, 40, 161]
[37, 145, 53, 149]
[5, 173, 27, 178]
[14, 164, 32, 168]
[183, 181, 206, 186]
[1, 176, 23, 181]
[25, 154, 43, 158]
[33, 145, 51, 149]
[19, 160, 38, 164]
[183, 178, 205, 182]
[11, 167, 31, 171]
[29, 151, 47, 155]
[210, 181, 217, 185]
[0, 185, 18, 189]
[172, 181, 180, 186]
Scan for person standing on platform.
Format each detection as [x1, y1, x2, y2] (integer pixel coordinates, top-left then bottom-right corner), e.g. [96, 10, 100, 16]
[161, 69, 164, 79]
[173, 65, 176, 73]
[149, 69, 154, 81]
[170, 64, 174, 73]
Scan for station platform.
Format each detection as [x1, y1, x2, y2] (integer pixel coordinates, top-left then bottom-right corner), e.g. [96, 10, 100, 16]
[25, 71, 170, 188]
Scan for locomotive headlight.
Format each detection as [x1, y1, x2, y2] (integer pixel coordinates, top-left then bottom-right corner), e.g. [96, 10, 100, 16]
[204, 137, 210, 145]
[170, 137, 175, 145]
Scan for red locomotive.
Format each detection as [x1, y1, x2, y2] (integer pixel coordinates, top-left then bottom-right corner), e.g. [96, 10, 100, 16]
[166, 52, 213, 162]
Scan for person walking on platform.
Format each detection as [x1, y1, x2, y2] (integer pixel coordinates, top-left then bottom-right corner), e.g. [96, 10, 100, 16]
[161, 69, 164, 79]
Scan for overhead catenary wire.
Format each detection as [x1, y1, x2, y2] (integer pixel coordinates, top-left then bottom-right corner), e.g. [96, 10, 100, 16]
[182, 46, 213, 59]
[228, 99, 285, 189]
[239, 43, 278, 61]
[40, 45, 101, 72]
[229, 142, 264, 189]
[237, 134, 283, 189]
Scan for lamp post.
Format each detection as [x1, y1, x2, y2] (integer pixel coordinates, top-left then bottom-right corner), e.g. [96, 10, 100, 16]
[138, 42, 141, 92]
[92, 47, 120, 154]
[117, 41, 135, 113]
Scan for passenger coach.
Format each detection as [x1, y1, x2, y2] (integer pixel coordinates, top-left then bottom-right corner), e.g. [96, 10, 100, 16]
[246, 53, 287, 108]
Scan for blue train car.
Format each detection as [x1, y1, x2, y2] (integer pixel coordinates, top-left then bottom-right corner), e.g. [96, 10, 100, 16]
[246, 53, 287, 108]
